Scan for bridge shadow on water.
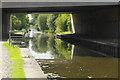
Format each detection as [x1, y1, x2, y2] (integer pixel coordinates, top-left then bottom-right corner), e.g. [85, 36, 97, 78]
[57, 33, 119, 58]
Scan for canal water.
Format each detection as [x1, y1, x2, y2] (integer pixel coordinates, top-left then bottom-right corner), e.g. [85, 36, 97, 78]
[25, 32, 118, 79]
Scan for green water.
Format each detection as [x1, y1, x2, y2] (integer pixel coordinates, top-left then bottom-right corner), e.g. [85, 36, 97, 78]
[25, 33, 119, 79]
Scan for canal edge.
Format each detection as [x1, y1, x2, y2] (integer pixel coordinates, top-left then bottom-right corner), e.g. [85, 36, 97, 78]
[20, 48, 47, 79]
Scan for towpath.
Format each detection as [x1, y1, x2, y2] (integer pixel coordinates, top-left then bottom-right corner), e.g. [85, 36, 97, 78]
[0, 41, 47, 80]
[20, 48, 47, 79]
[0, 41, 11, 80]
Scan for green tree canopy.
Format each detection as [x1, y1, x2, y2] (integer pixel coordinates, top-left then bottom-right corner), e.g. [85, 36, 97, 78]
[11, 14, 29, 30]
[55, 14, 71, 33]
[37, 14, 49, 32]
[30, 13, 72, 33]
[47, 14, 59, 33]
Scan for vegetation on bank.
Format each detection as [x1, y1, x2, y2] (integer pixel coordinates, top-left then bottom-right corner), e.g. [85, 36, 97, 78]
[11, 13, 72, 34]
[11, 14, 29, 33]
[3, 41, 26, 78]
[31, 14, 72, 34]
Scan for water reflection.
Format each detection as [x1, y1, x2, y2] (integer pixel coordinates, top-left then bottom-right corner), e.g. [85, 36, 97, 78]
[37, 56, 118, 78]
[28, 33, 72, 59]
[26, 33, 118, 79]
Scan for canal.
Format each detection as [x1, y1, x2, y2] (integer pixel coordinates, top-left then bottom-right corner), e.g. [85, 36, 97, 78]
[25, 32, 118, 79]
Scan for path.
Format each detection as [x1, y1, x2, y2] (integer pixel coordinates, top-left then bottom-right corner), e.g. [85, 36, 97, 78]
[0, 41, 47, 80]
[20, 48, 47, 79]
[0, 41, 11, 80]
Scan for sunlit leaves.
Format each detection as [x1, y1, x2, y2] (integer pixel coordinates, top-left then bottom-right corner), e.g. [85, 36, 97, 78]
[47, 14, 59, 33]
[55, 14, 71, 33]
[30, 14, 72, 33]
[11, 14, 29, 30]
[37, 14, 49, 32]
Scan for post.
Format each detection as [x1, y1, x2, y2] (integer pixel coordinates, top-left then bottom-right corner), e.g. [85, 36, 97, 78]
[9, 30, 11, 46]
[10, 15, 12, 30]
[9, 15, 13, 46]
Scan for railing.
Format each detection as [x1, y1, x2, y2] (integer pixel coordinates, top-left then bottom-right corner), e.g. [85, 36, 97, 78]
[9, 30, 26, 47]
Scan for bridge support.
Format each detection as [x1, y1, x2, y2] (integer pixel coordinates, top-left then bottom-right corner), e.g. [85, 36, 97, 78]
[2, 12, 10, 40]
[58, 6, 120, 57]
[72, 6, 119, 38]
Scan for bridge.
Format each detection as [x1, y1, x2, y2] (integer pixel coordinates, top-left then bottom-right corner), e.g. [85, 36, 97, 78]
[1, 1, 120, 57]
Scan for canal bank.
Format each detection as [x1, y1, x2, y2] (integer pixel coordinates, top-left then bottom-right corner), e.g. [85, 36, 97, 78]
[1, 41, 47, 79]
[20, 48, 47, 79]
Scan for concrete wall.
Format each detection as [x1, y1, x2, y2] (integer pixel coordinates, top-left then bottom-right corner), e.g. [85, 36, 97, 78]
[0, 9, 2, 41]
[2, 12, 10, 40]
[72, 45, 107, 57]
[72, 6, 119, 39]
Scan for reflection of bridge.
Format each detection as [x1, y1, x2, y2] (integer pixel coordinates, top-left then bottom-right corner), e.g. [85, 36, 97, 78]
[57, 34, 119, 57]
[1, 1, 120, 57]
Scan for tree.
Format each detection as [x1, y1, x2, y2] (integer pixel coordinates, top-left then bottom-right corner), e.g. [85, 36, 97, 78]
[55, 14, 71, 33]
[47, 14, 59, 33]
[31, 14, 39, 25]
[37, 14, 49, 32]
[11, 14, 29, 30]
[67, 18, 72, 31]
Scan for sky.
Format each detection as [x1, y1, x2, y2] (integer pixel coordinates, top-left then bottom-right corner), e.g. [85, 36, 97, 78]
[28, 14, 33, 20]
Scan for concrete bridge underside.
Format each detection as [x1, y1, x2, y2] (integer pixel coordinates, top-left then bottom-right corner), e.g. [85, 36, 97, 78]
[2, 2, 120, 57]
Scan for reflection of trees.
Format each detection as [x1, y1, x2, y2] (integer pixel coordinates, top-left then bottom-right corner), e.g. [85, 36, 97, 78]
[24, 37, 29, 48]
[47, 34, 72, 59]
[55, 39, 71, 59]
[31, 34, 49, 53]
[47, 34, 62, 59]
[31, 33, 72, 59]
[24, 33, 30, 48]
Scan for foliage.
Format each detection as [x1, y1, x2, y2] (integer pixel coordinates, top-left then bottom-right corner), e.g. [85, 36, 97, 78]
[3, 41, 26, 78]
[31, 14, 39, 29]
[37, 14, 49, 32]
[55, 14, 71, 33]
[11, 14, 29, 32]
[30, 14, 72, 34]
[31, 14, 39, 24]
[57, 31, 71, 34]
[47, 14, 59, 33]
[12, 13, 72, 34]
[67, 19, 72, 31]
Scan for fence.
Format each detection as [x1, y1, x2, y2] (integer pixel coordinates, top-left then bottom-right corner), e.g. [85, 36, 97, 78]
[9, 30, 26, 47]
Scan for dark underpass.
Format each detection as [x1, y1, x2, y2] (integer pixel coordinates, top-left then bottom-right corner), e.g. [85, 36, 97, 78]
[2, 2, 120, 58]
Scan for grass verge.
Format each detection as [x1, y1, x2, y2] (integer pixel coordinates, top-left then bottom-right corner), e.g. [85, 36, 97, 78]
[3, 41, 26, 78]
[57, 31, 72, 34]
